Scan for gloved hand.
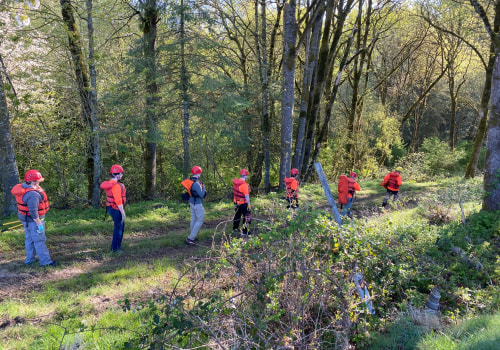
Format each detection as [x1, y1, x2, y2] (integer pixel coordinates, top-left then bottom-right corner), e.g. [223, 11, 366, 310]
[37, 224, 44, 233]
[247, 204, 251, 211]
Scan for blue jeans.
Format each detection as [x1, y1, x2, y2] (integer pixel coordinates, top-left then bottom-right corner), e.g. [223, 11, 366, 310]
[341, 197, 354, 217]
[107, 207, 125, 251]
[23, 220, 53, 266]
[189, 203, 205, 241]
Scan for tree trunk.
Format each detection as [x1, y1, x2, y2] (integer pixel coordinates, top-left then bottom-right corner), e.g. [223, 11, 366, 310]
[279, 0, 297, 190]
[87, 0, 101, 208]
[60, 0, 98, 204]
[468, 0, 500, 210]
[302, 0, 355, 181]
[142, 0, 159, 199]
[181, 0, 191, 178]
[465, 42, 497, 178]
[483, 53, 500, 211]
[0, 56, 20, 216]
[293, 8, 322, 171]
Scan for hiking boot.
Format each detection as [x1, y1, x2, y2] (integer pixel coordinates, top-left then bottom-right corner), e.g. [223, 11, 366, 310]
[185, 238, 196, 245]
[42, 261, 57, 267]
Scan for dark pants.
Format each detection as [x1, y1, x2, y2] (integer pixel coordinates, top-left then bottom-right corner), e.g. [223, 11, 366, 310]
[233, 203, 250, 234]
[107, 207, 125, 251]
[383, 189, 399, 206]
[286, 197, 298, 208]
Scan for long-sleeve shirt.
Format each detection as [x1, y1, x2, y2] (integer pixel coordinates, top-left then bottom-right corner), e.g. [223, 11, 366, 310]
[189, 179, 206, 205]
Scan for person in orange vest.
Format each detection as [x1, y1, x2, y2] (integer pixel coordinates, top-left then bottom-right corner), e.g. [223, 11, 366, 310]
[100, 165, 126, 253]
[232, 168, 251, 235]
[340, 172, 361, 218]
[381, 169, 402, 207]
[11, 170, 57, 266]
[182, 166, 206, 245]
[284, 168, 300, 208]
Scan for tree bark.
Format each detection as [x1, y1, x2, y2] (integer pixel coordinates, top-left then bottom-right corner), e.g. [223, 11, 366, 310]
[279, 0, 297, 190]
[293, 6, 322, 171]
[181, 0, 191, 178]
[87, 0, 101, 208]
[465, 6, 499, 178]
[469, 0, 500, 210]
[60, 0, 99, 205]
[483, 53, 500, 211]
[0, 56, 20, 216]
[142, 0, 159, 199]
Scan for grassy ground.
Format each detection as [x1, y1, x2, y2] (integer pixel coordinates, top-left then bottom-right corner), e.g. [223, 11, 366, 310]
[0, 176, 498, 349]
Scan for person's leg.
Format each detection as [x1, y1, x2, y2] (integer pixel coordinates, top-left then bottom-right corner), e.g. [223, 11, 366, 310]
[382, 191, 391, 206]
[341, 197, 353, 216]
[392, 191, 399, 202]
[23, 222, 36, 265]
[30, 221, 53, 266]
[108, 207, 123, 252]
[188, 204, 205, 241]
[240, 204, 250, 235]
[233, 204, 243, 231]
[342, 197, 354, 216]
[190, 203, 196, 232]
[118, 220, 125, 250]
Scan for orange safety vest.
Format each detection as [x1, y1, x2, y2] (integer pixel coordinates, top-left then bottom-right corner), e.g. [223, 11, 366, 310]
[347, 178, 356, 195]
[100, 181, 126, 210]
[11, 184, 50, 217]
[284, 177, 299, 198]
[386, 172, 401, 191]
[181, 178, 194, 196]
[233, 178, 247, 204]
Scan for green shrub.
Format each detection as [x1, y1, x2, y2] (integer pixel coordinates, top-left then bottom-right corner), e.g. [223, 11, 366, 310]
[420, 137, 466, 176]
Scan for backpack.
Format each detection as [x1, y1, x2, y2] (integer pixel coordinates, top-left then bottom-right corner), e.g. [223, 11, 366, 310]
[338, 175, 349, 205]
[180, 178, 194, 202]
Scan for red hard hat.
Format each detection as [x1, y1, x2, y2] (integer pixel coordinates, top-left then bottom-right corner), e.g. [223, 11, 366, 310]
[25, 169, 44, 182]
[191, 166, 202, 175]
[350, 172, 357, 178]
[110, 164, 125, 174]
[240, 168, 249, 176]
[291, 168, 299, 175]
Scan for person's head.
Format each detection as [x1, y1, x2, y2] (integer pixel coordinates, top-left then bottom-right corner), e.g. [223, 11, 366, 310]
[395, 167, 402, 174]
[110, 164, 125, 180]
[291, 168, 299, 177]
[240, 168, 249, 179]
[24, 169, 44, 185]
[191, 165, 202, 179]
[350, 171, 357, 179]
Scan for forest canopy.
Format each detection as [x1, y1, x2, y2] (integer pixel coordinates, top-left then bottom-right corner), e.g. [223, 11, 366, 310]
[1, 0, 499, 213]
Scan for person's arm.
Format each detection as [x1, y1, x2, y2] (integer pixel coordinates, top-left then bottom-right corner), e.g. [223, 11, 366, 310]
[355, 182, 361, 192]
[381, 174, 389, 186]
[112, 184, 126, 221]
[191, 181, 205, 198]
[25, 192, 44, 229]
[398, 175, 402, 186]
[243, 183, 251, 208]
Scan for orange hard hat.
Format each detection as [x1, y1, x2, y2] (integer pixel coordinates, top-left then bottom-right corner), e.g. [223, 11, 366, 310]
[110, 164, 125, 174]
[291, 168, 299, 175]
[240, 168, 249, 176]
[25, 169, 44, 182]
[191, 166, 202, 175]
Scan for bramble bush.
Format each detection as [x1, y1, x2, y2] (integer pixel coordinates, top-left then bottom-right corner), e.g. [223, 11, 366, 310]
[119, 196, 499, 349]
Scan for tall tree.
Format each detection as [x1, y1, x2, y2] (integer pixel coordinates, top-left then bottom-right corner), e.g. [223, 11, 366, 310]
[86, 0, 101, 208]
[180, 0, 191, 177]
[60, 0, 101, 206]
[470, 0, 500, 211]
[0, 55, 20, 216]
[279, 0, 297, 190]
[140, 0, 160, 198]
